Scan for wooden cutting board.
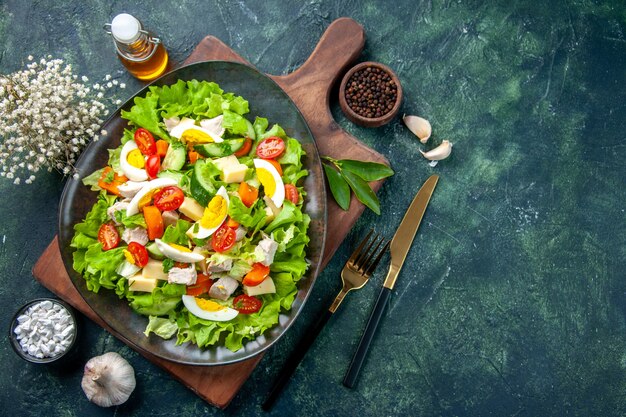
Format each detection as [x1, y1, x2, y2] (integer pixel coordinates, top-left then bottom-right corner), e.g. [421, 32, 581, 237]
[32, 17, 389, 409]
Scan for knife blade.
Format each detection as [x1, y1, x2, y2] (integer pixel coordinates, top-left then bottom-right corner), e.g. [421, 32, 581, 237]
[383, 174, 439, 290]
[343, 174, 439, 388]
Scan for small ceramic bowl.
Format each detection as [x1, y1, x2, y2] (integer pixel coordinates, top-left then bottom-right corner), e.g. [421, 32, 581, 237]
[9, 298, 78, 364]
[339, 61, 403, 128]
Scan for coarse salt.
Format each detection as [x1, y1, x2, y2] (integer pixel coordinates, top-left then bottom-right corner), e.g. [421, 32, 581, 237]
[14, 301, 74, 359]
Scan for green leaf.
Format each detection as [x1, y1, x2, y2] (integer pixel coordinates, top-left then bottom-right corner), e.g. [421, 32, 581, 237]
[121, 94, 169, 139]
[82, 168, 105, 191]
[341, 170, 381, 215]
[336, 159, 394, 182]
[323, 164, 351, 210]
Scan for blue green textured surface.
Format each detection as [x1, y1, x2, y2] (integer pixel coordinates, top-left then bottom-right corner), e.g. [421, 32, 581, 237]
[2, 0, 626, 415]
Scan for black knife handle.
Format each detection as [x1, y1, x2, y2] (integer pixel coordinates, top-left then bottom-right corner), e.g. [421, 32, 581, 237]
[343, 287, 392, 388]
[263, 308, 333, 411]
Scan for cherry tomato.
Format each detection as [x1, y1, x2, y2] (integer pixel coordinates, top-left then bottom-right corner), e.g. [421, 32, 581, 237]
[153, 186, 185, 211]
[145, 154, 161, 179]
[234, 137, 253, 157]
[284, 184, 299, 204]
[242, 263, 270, 287]
[211, 224, 236, 253]
[97, 223, 120, 251]
[127, 242, 149, 267]
[256, 136, 285, 159]
[134, 128, 157, 155]
[233, 294, 262, 314]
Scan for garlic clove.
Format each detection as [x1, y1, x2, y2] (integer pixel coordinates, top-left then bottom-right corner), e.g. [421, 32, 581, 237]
[403, 114, 432, 143]
[82, 352, 136, 407]
[420, 140, 452, 161]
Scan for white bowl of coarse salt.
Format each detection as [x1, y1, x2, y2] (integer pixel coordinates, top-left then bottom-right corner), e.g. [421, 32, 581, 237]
[9, 298, 78, 364]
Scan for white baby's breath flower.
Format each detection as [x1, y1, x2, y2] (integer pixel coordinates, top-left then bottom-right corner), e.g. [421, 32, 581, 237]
[0, 56, 124, 184]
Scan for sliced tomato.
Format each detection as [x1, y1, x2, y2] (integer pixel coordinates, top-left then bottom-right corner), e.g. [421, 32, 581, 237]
[134, 128, 157, 155]
[256, 136, 285, 159]
[127, 242, 149, 267]
[238, 182, 259, 208]
[155, 139, 169, 158]
[211, 224, 236, 253]
[153, 186, 185, 211]
[267, 159, 283, 176]
[196, 273, 212, 284]
[234, 137, 253, 157]
[98, 223, 120, 250]
[145, 154, 161, 179]
[186, 273, 213, 296]
[97, 167, 128, 196]
[242, 263, 270, 287]
[285, 184, 299, 204]
[226, 217, 240, 229]
[188, 150, 200, 164]
[233, 294, 262, 314]
[143, 205, 164, 240]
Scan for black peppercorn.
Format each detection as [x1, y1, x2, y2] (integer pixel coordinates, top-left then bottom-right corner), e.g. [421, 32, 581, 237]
[344, 65, 397, 119]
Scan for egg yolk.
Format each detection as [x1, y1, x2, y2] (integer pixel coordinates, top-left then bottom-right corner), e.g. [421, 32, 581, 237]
[127, 149, 145, 168]
[181, 129, 214, 144]
[257, 168, 276, 197]
[195, 298, 226, 312]
[200, 195, 227, 229]
[123, 249, 135, 264]
[169, 243, 191, 253]
[138, 189, 159, 209]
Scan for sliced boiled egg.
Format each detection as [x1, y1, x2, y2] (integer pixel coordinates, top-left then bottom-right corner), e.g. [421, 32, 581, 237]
[126, 177, 177, 216]
[182, 295, 239, 322]
[254, 158, 285, 208]
[169, 117, 223, 143]
[120, 140, 149, 181]
[188, 186, 230, 239]
[154, 238, 206, 263]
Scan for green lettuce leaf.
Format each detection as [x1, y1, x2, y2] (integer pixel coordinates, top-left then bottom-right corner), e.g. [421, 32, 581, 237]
[128, 283, 185, 316]
[228, 196, 267, 232]
[121, 94, 169, 139]
[144, 316, 179, 339]
[161, 219, 191, 246]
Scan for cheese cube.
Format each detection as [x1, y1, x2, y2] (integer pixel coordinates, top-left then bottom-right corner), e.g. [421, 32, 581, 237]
[129, 274, 158, 293]
[179, 197, 204, 221]
[244, 277, 276, 296]
[142, 259, 169, 280]
[214, 155, 248, 183]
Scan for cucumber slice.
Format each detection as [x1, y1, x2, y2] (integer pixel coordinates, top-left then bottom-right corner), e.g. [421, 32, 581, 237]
[157, 169, 184, 184]
[146, 242, 165, 260]
[194, 139, 245, 158]
[245, 119, 255, 140]
[190, 160, 218, 206]
[161, 143, 186, 171]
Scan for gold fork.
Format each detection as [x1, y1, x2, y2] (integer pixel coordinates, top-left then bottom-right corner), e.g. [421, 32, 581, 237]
[263, 230, 389, 410]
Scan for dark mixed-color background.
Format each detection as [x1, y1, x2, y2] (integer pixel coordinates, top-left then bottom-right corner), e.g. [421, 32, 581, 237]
[1, 1, 625, 415]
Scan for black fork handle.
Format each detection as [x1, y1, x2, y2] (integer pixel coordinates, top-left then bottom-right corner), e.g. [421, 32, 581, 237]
[263, 308, 333, 411]
[343, 286, 391, 388]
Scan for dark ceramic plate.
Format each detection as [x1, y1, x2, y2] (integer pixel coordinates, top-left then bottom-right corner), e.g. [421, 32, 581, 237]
[58, 61, 326, 365]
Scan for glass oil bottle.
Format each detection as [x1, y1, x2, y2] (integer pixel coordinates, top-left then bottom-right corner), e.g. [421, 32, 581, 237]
[104, 13, 169, 81]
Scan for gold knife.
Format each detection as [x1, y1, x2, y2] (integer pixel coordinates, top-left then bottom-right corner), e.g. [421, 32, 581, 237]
[343, 174, 439, 388]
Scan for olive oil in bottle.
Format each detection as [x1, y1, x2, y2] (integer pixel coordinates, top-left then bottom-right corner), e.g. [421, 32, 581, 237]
[105, 13, 169, 81]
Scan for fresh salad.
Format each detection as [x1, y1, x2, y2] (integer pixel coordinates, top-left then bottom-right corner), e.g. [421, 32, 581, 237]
[71, 80, 310, 352]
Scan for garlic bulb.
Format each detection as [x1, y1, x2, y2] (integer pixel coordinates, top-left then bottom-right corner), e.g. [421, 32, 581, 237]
[420, 140, 452, 161]
[403, 114, 432, 143]
[82, 352, 136, 407]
